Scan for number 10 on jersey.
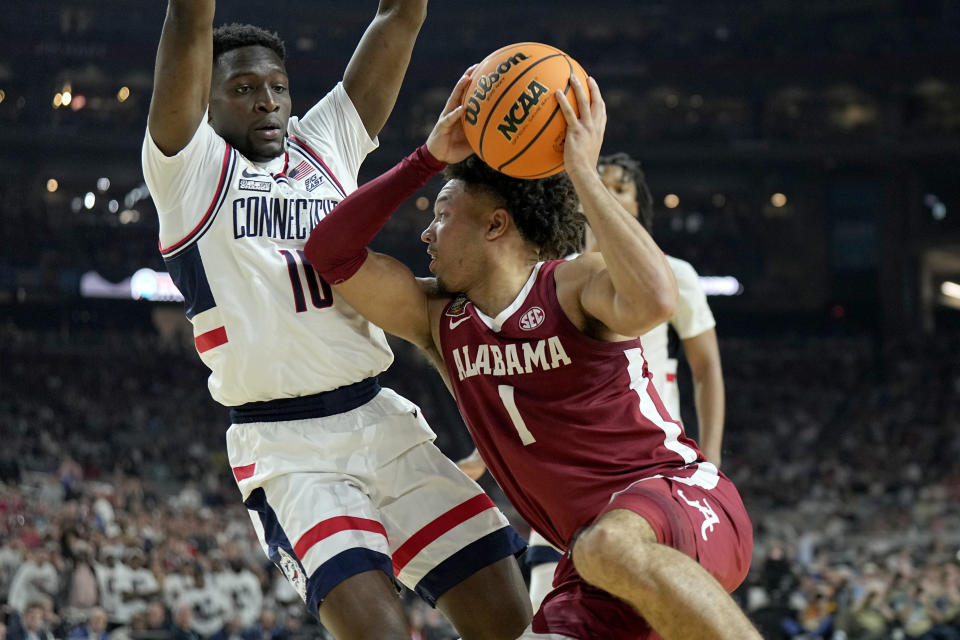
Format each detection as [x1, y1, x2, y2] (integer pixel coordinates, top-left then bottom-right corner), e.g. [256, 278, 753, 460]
[279, 249, 333, 312]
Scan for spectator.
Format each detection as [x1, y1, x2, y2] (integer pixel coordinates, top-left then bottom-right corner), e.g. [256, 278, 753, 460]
[115, 550, 159, 626]
[7, 549, 59, 615]
[10, 601, 55, 640]
[61, 542, 99, 625]
[67, 608, 108, 640]
[168, 608, 196, 640]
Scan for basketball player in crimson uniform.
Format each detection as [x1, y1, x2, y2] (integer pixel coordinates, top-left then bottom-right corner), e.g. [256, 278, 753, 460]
[304, 69, 761, 639]
[142, 3, 534, 639]
[457, 153, 728, 613]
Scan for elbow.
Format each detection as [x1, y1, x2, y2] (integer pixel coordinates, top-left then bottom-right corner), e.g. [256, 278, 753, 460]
[303, 231, 322, 271]
[653, 288, 677, 325]
[645, 277, 677, 327]
[380, 0, 428, 29]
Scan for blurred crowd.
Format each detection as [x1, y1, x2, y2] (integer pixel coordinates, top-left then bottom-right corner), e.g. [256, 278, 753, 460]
[1, 320, 959, 640]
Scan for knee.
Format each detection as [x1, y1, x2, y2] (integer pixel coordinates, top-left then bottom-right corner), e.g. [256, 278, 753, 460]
[571, 518, 657, 591]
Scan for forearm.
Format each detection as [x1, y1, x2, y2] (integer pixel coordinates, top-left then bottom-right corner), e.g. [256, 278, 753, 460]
[693, 366, 725, 467]
[304, 145, 444, 283]
[148, 0, 215, 155]
[572, 170, 677, 328]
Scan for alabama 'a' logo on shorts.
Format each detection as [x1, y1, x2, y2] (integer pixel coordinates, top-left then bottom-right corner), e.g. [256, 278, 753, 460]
[277, 547, 308, 602]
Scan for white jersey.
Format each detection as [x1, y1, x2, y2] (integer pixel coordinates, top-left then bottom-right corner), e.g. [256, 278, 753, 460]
[640, 256, 716, 420]
[142, 83, 392, 406]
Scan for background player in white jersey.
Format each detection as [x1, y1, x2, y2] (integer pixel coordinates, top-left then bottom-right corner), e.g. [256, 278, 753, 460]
[140, 2, 531, 638]
[303, 67, 760, 639]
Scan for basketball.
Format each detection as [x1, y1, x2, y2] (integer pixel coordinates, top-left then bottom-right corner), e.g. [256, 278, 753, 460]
[460, 42, 589, 179]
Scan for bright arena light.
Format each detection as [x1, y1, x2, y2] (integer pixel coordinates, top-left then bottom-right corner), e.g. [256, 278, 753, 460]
[699, 275, 744, 296]
[664, 194, 680, 209]
[771, 193, 788, 207]
[83, 192, 96, 209]
[117, 86, 130, 102]
[942, 281, 960, 300]
[46, 179, 59, 193]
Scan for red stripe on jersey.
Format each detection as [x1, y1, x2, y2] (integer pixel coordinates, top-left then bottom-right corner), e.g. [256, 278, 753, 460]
[232, 463, 256, 481]
[195, 326, 228, 353]
[294, 516, 388, 559]
[666, 373, 676, 382]
[288, 136, 346, 195]
[159, 145, 232, 254]
[392, 494, 495, 575]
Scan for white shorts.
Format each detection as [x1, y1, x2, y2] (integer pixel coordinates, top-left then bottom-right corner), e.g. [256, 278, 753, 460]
[225, 381, 525, 615]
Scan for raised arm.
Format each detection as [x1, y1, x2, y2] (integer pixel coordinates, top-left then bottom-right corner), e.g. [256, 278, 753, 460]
[343, 0, 428, 139]
[557, 77, 677, 338]
[305, 68, 475, 348]
[147, 0, 215, 156]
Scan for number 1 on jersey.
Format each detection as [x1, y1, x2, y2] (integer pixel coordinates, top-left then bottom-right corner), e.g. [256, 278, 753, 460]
[279, 249, 333, 312]
[498, 384, 536, 445]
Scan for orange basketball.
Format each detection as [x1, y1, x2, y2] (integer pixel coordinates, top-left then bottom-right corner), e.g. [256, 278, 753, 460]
[461, 42, 589, 179]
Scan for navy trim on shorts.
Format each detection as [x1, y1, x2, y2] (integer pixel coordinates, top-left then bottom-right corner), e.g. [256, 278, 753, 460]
[307, 547, 395, 615]
[244, 488, 395, 620]
[524, 544, 563, 567]
[413, 526, 527, 606]
[229, 377, 381, 423]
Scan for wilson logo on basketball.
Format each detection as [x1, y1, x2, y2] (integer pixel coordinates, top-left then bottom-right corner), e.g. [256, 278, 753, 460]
[463, 52, 530, 126]
[518, 307, 545, 331]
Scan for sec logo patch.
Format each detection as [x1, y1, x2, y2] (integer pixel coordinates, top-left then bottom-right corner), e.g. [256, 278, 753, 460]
[519, 307, 545, 331]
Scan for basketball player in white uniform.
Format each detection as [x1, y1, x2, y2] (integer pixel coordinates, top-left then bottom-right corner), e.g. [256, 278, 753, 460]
[458, 151, 726, 612]
[141, 2, 531, 638]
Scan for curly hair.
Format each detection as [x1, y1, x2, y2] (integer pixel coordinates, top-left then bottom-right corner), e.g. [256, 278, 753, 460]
[442, 156, 584, 260]
[597, 152, 654, 232]
[212, 23, 286, 65]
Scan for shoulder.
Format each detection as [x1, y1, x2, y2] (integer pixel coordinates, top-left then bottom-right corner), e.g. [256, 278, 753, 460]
[666, 255, 700, 281]
[555, 253, 604, 284]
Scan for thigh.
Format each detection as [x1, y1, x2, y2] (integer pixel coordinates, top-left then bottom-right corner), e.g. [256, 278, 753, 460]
[601, 474, 753, 592]
[435, 555, 531, 640]
[317, 570, 410, 640]
[375, 441, 527, 604]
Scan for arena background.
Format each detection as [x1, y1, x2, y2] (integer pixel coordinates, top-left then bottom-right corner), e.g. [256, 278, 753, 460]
[2, 1, 959, 639]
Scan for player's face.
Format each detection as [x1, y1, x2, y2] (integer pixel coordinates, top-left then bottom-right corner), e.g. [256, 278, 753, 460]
[209, 46, 291, 162]
[421, 180, 489, 293]
[598, 164, 640, 218]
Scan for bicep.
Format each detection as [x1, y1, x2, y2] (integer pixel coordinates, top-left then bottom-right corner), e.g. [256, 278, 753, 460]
[147, 1, 214, 156]
[578, 262, 667, 338]
[332, 250, 434, 349]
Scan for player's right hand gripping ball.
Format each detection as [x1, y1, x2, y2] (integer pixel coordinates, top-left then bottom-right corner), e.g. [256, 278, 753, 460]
[461, 42, 589, 179]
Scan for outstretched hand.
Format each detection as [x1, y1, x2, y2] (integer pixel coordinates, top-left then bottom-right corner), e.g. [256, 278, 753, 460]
[425, 65, 478, 164]
[555, 75, 606, 181]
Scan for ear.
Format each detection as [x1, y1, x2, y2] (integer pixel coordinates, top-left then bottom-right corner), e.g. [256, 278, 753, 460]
[485, 207, 511, 241]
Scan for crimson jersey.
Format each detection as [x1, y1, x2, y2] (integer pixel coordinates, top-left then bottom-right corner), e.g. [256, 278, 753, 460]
[439, 260, 711, 550]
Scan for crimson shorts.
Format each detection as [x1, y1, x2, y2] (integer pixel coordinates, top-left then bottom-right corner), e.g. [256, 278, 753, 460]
[522, 470, 753, 640]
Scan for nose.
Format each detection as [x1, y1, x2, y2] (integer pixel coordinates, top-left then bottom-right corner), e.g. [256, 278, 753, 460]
[255, 85, 280, 112]
[421, 222, 434, 244]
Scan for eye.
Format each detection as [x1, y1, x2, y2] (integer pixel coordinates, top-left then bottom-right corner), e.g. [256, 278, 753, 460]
[273, 85, 287, 94]
[235, 85, 251, 95]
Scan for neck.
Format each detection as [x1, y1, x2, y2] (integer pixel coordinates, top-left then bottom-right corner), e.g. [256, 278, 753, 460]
[465, 255, 539, 318]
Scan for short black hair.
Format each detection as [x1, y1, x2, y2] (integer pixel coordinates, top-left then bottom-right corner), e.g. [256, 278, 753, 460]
[212, 23, 286, 65]
[443, 156, 583, 260]
[597, 152, 654, 232]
